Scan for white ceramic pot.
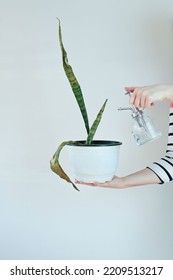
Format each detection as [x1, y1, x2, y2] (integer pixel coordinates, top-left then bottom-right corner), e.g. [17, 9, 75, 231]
[68, 140, 122, 183]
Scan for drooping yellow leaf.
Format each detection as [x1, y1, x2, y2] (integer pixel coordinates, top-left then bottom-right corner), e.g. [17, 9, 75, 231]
[50, 141, 79, 191]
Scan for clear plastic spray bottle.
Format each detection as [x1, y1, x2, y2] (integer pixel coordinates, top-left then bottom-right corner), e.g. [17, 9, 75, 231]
[118, 92, 162, 145]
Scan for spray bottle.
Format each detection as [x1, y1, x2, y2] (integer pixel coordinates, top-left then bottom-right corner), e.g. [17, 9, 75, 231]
[118, 92, 162, 145]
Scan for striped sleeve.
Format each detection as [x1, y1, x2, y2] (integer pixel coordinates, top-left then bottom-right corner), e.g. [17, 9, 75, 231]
[147, 106, 173, 184]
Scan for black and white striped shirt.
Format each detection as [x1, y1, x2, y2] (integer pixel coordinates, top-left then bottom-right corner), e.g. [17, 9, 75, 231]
[147, 106, 173, 184]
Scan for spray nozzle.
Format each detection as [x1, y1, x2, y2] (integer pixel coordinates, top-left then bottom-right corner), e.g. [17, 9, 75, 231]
[118, 93, 148, 130]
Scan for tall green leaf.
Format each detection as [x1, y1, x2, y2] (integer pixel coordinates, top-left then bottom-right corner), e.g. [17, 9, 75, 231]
[58, 19, 90, 135]
[50, 141, 79, 191]
[86, 99, 108, 145]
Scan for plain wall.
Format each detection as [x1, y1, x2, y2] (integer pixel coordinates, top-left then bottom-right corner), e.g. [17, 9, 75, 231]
[0, 0, 173, 259]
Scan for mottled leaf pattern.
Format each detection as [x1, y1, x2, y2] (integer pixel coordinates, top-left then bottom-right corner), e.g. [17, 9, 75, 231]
[50, 141, 79, 191]
[86, 99, 108, 145]
[58, 19, 90, 135]
[51, 21, 109, 191]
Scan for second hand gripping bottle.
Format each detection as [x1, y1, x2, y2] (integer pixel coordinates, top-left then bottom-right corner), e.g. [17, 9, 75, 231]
[118, 92, 162, 145]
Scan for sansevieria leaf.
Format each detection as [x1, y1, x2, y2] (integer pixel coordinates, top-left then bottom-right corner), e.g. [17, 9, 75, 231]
[58, 19, 90, 135]
[86, 99, 108, 145]
[50, 141, 79, 191]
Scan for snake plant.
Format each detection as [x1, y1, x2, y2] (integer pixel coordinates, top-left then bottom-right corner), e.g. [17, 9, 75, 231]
[50, 20, 108, 191]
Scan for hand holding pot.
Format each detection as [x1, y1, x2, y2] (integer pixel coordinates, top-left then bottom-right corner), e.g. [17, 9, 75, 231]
[75, 168, 161, 189]
[125, 84, 173, 109]
[75, 176, 125, 189]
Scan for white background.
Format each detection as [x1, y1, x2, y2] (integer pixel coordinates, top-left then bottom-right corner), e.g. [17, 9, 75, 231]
[0, 0, 173, 259]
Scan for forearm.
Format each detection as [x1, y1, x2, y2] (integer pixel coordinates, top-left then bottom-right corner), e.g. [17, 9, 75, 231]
[121, 168, 161, 188]
[164, 84, 173, 101]
[155, 84, 173, 102]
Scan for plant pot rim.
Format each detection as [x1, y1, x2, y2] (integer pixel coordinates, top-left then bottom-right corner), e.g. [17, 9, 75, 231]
[67, 140, 122, 147]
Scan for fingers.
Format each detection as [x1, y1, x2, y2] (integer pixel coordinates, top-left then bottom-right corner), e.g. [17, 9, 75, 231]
[140, 94, 147, 109]
[75, 179, 96, 186]
[75, 180, 109, 187]
[125, 86, 140, 106]
[75, 179, 102, 187]
[125, 86, 154, 109]
[129, 92, 136, 104]
[75, 176, 121, 189]
[132, 90, 141, 108]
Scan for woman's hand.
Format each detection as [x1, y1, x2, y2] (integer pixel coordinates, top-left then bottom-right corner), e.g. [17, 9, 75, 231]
[75, 176, 126, 189]
[75, 168, 161, 189]
[125, 84, 173, 109]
